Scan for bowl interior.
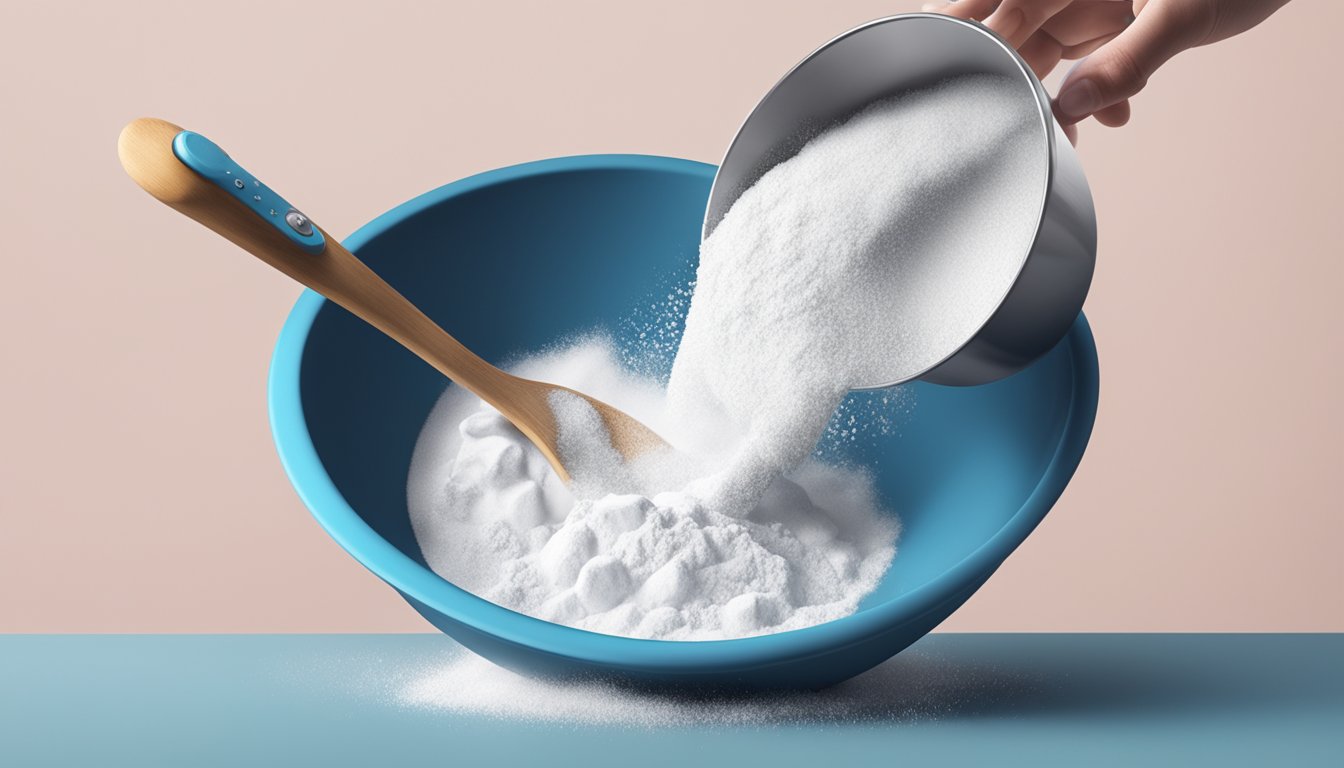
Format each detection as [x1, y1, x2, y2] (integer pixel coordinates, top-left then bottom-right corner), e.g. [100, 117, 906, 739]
[283, 156, 1092, 630]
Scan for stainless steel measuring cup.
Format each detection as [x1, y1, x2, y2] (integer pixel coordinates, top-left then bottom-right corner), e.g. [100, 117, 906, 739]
[705, 13, 1097, 387]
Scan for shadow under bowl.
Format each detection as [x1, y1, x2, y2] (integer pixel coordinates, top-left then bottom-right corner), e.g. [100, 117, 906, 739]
[268, 155, 1099, 690]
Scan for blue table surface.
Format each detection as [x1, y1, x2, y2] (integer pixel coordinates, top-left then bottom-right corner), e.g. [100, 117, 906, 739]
[2, 633, 1340, 766]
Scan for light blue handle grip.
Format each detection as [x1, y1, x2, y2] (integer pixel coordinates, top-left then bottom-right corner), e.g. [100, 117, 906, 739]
[171, 131, 326, 255]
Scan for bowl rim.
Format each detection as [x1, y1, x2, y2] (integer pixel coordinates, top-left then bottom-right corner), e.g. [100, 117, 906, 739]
[268, 153, 1099, 674]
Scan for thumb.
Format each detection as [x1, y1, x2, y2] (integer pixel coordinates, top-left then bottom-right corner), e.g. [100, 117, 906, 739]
[1053, 1, 1198, 124]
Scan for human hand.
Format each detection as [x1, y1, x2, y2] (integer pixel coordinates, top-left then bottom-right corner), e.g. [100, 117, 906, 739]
[922, 0, 1292, 142]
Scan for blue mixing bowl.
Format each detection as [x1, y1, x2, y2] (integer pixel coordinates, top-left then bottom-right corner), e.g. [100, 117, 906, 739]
[269, 155, 1098, 690]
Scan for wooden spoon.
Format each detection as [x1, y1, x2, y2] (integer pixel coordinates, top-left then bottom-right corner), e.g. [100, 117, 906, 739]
[118, 117, 665, 483]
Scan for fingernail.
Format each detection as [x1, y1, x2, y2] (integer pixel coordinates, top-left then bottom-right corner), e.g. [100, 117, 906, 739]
[921, 2, 947, 11]
[1057, 78, 1102, 118]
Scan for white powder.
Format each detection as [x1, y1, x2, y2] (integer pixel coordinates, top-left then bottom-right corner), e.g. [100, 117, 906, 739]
[407, 74, 1043, 641]
[396, 646, 1009, 727]
[665, 73, 1045, 509]
[408, 339, 897, 641]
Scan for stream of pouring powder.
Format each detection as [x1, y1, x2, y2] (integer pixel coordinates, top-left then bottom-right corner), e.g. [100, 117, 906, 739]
[570, 73, 1045, 512]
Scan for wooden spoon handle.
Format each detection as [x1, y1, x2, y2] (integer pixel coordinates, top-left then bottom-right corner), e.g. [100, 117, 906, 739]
[118, 117, 512, 402]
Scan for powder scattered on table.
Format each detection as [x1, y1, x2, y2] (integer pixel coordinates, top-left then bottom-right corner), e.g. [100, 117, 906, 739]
[395, 645, 1011, 727]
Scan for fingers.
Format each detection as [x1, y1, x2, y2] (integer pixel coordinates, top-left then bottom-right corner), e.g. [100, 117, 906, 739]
[1041, 1, 1136, 46]
[925, 1, 1135, 83]
[1018, 3, 1135, 79]
[1198, 0, 1292, 47]
[1092, 99, 1132, 127]
[981, 0, 1076, 47]
[921, 0, 1071, 79]
[1062, 31, 1122, 60]
[922, 0, 1000, 20]
[1053, 1, 1197, 125]
[1018, 31, 1065, 79]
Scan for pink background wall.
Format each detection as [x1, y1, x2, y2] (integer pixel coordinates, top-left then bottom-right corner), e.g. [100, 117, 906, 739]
[1, 1, 1339, 632]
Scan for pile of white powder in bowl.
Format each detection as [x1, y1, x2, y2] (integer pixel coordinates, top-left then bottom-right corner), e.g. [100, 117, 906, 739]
[407, 73, 1045, 641]
[409, 339, 897, 640]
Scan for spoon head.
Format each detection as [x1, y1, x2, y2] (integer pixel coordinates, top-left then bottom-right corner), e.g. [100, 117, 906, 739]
[586, 396, 669, 462]
[506, 380, 669, 486]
